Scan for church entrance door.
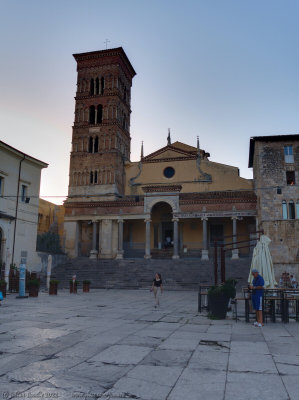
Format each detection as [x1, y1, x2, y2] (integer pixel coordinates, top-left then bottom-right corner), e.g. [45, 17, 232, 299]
[151, 202, 173, 253]
[162, 222, 173, 249]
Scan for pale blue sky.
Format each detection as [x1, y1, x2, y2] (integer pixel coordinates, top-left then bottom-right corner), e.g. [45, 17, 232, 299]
[1, 0, 299, 204]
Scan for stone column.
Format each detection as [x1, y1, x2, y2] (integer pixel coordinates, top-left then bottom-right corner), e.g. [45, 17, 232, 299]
[179, 223, 184, 252]
[64, 221, 80, 258]
[172, 218, 180, 259]
[89, 221, 98, 259]
[116, 219, 124, 259]
[201, 217, 209, 260]
[231, 217, 239, 259]
[99, 219, 113, 259]
[144, 219, 151, 259]
[95, 109, 98, 124]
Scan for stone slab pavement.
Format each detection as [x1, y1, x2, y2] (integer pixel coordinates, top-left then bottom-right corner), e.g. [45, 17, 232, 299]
[0, 289, 298, 400]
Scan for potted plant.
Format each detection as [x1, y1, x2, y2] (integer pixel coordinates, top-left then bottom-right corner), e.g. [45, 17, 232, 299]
[49, 279, 59, 295]
[28, 279, 40, 297]
[208, 281, 236, 319]
[83, 280, 91, 293]
[0, 279, 7, 298]
[70, 280, 79, 294]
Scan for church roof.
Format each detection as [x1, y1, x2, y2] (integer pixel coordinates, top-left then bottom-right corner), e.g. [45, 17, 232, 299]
[142, 140, 207, 163]
[171, 141, 197, 153]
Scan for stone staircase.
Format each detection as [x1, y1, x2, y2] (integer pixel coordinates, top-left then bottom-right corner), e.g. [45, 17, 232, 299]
[50, 256, 252, 291]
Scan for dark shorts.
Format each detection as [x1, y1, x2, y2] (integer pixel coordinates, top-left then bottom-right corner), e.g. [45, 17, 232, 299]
[252, 295, 263, 311]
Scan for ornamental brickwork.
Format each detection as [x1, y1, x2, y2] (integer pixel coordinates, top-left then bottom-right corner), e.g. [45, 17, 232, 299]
[66, 48, 136, 202]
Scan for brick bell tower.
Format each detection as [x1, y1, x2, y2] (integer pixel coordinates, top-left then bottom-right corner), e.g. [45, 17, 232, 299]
[67, 47, 136, 202]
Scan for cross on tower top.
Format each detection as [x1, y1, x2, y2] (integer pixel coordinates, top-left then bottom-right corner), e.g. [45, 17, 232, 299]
[104, 39, 110, 50]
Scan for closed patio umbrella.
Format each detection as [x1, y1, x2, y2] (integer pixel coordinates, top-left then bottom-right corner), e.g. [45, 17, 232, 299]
[248, 235, 277, 288]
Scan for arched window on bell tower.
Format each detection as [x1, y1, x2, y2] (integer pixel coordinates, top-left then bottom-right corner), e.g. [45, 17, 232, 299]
[97, 105, 103, 124]
[89, 106, 95, 124]
[101, 77, 105, 95]
[88, 137, 93, 153]
[90, 171, 94, 184]
[94, 171, 98, 184]
[95, 78, 100, 95]
[90, 78, 94, 95]
[94, 136, 99, 153]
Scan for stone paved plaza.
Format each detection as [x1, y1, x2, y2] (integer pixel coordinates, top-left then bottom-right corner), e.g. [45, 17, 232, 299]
[0, 290, 298, 400]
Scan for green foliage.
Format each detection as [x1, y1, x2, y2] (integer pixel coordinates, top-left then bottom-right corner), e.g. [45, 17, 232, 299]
[50, 279, 59, 285]
[0, 279, 6, 286]
[36, 232, 63, 254]
[208, 281, 236, 299]
[83, 280, 91, 284]
[28, 279, 40, 287]
[69, 280, 79, 285]
[225, 279, 238, 287]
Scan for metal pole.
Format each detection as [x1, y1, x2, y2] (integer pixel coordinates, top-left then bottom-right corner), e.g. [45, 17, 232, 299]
[12, 155, 25, 265]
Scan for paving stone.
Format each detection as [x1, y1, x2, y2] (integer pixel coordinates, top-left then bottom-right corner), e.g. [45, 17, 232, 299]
[229, 353, 277, 373]
[168, 368, 226, 400]
[158, 337, 199, 351]
[105, 376, 172, 400]
[127, 365, 183, 387]
[225, 372, 289, 400]
[274, 355, 299, 375]
[89, 344, 152, 365]
[55, 363, 130, 389]
[230, 340, 270, 354]
[189, 348, 229, 371]
[281, 375, 299, 400]
[268, 343, 299, 356]
[141, 349, 192, 367]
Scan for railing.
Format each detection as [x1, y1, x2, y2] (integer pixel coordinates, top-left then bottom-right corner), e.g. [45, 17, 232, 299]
[214, 230, 264, 285]
[242, 287, 299, 323]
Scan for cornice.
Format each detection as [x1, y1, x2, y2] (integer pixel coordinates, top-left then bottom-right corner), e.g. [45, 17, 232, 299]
[142, 185, 182, 193]
[142, 156, 197, 164]
[65, 199, 144, 208]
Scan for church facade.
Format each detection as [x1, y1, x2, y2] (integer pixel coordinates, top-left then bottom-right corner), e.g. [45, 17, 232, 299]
[64, 47, 257, 261]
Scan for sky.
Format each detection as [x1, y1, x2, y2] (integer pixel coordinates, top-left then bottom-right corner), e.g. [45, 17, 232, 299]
[0, 0, 299, 204]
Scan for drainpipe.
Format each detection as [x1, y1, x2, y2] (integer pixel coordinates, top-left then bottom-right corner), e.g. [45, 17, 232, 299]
[11, 154, 25, 266]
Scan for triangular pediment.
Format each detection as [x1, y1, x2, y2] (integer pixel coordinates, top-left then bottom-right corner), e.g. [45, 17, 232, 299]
[143, 142, 197, 162]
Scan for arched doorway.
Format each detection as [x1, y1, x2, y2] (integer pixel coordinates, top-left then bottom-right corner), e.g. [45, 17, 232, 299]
[151, 202, 173, 249]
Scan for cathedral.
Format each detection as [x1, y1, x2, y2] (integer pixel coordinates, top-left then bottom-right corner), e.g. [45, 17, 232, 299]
[64, 47, 257, 261]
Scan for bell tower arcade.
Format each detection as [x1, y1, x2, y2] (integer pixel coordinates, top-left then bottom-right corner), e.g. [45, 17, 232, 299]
[67, 47, 136, 202]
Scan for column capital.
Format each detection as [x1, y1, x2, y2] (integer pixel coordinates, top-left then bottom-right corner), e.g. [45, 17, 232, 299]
[201, 216, 208, 221]
[144, 219, 151, 223]
[117, 219, 124, 224]
[172, 218, 179, 223]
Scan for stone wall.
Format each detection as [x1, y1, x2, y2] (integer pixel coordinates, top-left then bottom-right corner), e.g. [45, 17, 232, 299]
[252, 137, 299, 275]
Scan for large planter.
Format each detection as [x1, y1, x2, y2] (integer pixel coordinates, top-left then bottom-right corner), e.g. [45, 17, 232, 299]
[49, 282, 58, 295]
[83, 282, 90, 293]
[29, 285, 39, 297]
[0, 281, 7, 298]
[208, 295, 230, 319]
[28, 279, 40, 297]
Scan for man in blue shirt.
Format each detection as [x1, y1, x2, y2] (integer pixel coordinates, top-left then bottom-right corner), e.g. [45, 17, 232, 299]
[249, 269, 265, 327]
